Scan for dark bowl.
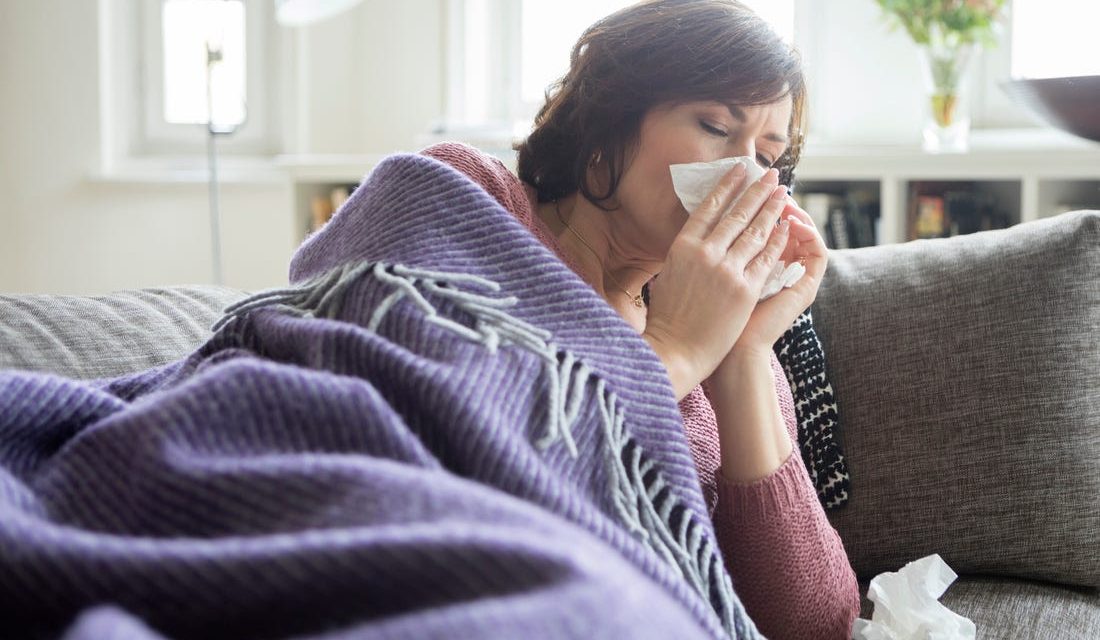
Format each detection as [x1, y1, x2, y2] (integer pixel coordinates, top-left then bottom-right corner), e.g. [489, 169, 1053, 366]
[1000, 75, 1100, 143]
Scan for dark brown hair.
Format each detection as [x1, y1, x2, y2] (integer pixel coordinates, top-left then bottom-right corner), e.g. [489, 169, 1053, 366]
[514, 0, 806, 210]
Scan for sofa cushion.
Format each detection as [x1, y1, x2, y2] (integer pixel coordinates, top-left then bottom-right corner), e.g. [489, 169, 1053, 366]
[0, 286, 247, 380]
[812, 210, 1100, 588]
[858, 576, 1100, 639]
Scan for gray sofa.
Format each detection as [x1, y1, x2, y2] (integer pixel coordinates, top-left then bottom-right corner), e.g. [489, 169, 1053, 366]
[2, 210, 1098, 639]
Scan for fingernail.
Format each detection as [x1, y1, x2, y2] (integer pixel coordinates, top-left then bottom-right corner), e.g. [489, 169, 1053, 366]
[770, 185, 787, 200]
[731, 163, 747, 176]
[763, 168, 779, 185]
[779, 218, 790, 230]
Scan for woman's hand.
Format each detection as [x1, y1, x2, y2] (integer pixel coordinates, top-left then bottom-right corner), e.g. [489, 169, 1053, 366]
[724, 198, 828, 362]
[643, 165, 792, 400]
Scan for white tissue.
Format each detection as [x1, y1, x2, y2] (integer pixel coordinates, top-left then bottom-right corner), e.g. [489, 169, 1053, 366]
[851, 554, 976, 640]
[669, 156, 767, 215]
[669, 157, 804, 301]
[759, 260, 806, 302]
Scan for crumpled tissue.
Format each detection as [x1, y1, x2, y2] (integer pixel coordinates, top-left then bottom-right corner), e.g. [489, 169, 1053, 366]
[668, 156, 804, 301]
[851, 554, 976, 640]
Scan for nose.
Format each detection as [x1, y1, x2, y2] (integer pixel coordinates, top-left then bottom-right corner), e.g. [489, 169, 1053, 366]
[729, 141, 756, 164]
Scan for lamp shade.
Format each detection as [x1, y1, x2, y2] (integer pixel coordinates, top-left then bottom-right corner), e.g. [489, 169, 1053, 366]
[275, 0, 364, 26]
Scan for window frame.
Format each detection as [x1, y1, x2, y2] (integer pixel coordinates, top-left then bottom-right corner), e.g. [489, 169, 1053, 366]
[441, 0, 520, 135]
[969, 12, 1035, 130]
[136, 0, 280, 156]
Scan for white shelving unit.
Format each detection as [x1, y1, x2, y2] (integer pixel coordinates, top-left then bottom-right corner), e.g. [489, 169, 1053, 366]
[276, 154, 386, 242]
[792, 132, 1100, 245]
[278, 131, 1100, 247]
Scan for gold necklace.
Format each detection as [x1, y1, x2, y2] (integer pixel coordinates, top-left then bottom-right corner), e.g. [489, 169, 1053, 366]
[553, 199, 652, 309]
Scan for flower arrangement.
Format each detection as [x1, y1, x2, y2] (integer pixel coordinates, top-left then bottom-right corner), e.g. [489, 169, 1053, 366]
[874, 0, 1007, 48]
[874, 0, 1008, 151]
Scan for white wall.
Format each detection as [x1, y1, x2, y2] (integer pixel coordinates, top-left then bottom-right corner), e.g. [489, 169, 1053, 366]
[0, 0, 1031, 294]
[799, 0, 926, 144]
[290, 0, 444, 155]
[0, 0, 444, 295]
[797, 0, 1022, 145]
[0, 1, 285, 294]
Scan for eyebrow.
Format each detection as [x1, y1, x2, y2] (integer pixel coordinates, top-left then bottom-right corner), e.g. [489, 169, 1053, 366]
[723, 103, 790, 146]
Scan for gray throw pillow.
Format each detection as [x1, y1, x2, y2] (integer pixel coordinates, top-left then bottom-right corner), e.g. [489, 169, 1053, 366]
[0, 285, 247, 380]
[812, 210, 1100, 589]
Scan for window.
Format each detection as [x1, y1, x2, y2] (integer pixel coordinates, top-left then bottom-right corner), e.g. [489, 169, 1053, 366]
[137, 0, 278, 155]
[519, 0, 635, 109]
[443, 0, 795, 137]
[1010, 0, 1100, 79]
[970, 0, 1100, 130]
[161, 0, 246, 129]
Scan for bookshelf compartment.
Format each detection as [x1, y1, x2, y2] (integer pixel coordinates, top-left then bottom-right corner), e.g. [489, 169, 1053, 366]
[294, 181, 360, 241]
[792, 180, 881, 249]
[1037, 180, 1100, 218]
[903, 180, 1021, 241]
[280, 145, 1100, 252]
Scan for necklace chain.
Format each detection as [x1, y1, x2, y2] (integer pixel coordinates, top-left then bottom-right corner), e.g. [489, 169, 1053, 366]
[553, 199, 650, 309]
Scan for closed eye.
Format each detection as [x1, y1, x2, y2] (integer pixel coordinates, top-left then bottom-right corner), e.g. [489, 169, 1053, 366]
[699, 120, 727, 137]
[699, 121, 775, 168]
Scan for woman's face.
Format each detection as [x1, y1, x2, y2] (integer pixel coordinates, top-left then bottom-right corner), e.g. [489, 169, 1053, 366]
[600, 97, 793, 260]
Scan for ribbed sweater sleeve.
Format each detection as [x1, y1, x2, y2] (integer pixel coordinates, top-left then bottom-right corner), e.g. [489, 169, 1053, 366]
[418, 141, 859, 639]
[701, 357, 860, 640]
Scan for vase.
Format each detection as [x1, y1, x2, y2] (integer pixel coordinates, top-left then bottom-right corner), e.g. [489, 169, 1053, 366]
[916, 41, 977, 153]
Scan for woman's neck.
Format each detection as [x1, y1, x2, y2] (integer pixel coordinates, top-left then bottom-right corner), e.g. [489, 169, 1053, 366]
[536, 194, 662, 330]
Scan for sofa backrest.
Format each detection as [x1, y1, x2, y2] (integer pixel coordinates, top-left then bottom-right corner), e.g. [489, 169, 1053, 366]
[811, 209, 1100, 589]
[0, 285, 247, 380]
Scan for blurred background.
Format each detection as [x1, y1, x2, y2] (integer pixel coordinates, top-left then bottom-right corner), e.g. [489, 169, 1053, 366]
[0, 0, 1097, 295]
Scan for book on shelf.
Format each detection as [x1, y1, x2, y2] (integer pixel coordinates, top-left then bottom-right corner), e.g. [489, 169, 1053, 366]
[309, 183, 359, 233]
[794, 190, 879, 249]
[846, 190, 878, 248]
[796, 192, 836, 231]
[912, 195, 946, 240]
[943, 190, 1003, 236]
[310, 196, 333, 233]
[908, 183, 1013, 240]
[827, 208, 851, 249]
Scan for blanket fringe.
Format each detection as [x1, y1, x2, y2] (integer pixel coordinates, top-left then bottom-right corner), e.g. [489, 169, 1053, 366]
[595, 379, 741, 636]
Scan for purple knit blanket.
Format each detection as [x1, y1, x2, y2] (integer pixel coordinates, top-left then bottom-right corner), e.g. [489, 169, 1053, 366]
[0, 153, 764, 640]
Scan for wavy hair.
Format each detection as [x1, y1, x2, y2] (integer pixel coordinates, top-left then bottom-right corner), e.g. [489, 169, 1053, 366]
[514, 0, 806, 210]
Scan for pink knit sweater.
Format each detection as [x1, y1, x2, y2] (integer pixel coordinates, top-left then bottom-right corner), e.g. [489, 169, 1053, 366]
[420, 142, 860, 640]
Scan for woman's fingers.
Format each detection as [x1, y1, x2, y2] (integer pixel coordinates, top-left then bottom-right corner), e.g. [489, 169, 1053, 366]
[787, 210, 827, 254]
[744, 215, 790, 283]
[680, 164, 749, 239]
[785, 217, 828, 282]
[706, 169, 782, 252]
[721, 183, 788, 265]
[781, 200, 818, 230]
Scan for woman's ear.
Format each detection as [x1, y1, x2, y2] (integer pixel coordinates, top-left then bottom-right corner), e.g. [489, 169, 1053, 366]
[584, 138, 636, 211]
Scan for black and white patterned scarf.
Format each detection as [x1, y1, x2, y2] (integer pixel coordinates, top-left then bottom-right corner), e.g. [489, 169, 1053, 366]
[774, 310, 851, 511]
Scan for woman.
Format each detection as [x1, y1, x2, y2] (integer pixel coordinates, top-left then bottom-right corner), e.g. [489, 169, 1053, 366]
[422, 1, 860, 638]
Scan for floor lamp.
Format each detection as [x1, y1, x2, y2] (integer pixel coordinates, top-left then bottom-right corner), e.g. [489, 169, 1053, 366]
[200, 0, 363, 285]
[205, 39, 233, 286]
